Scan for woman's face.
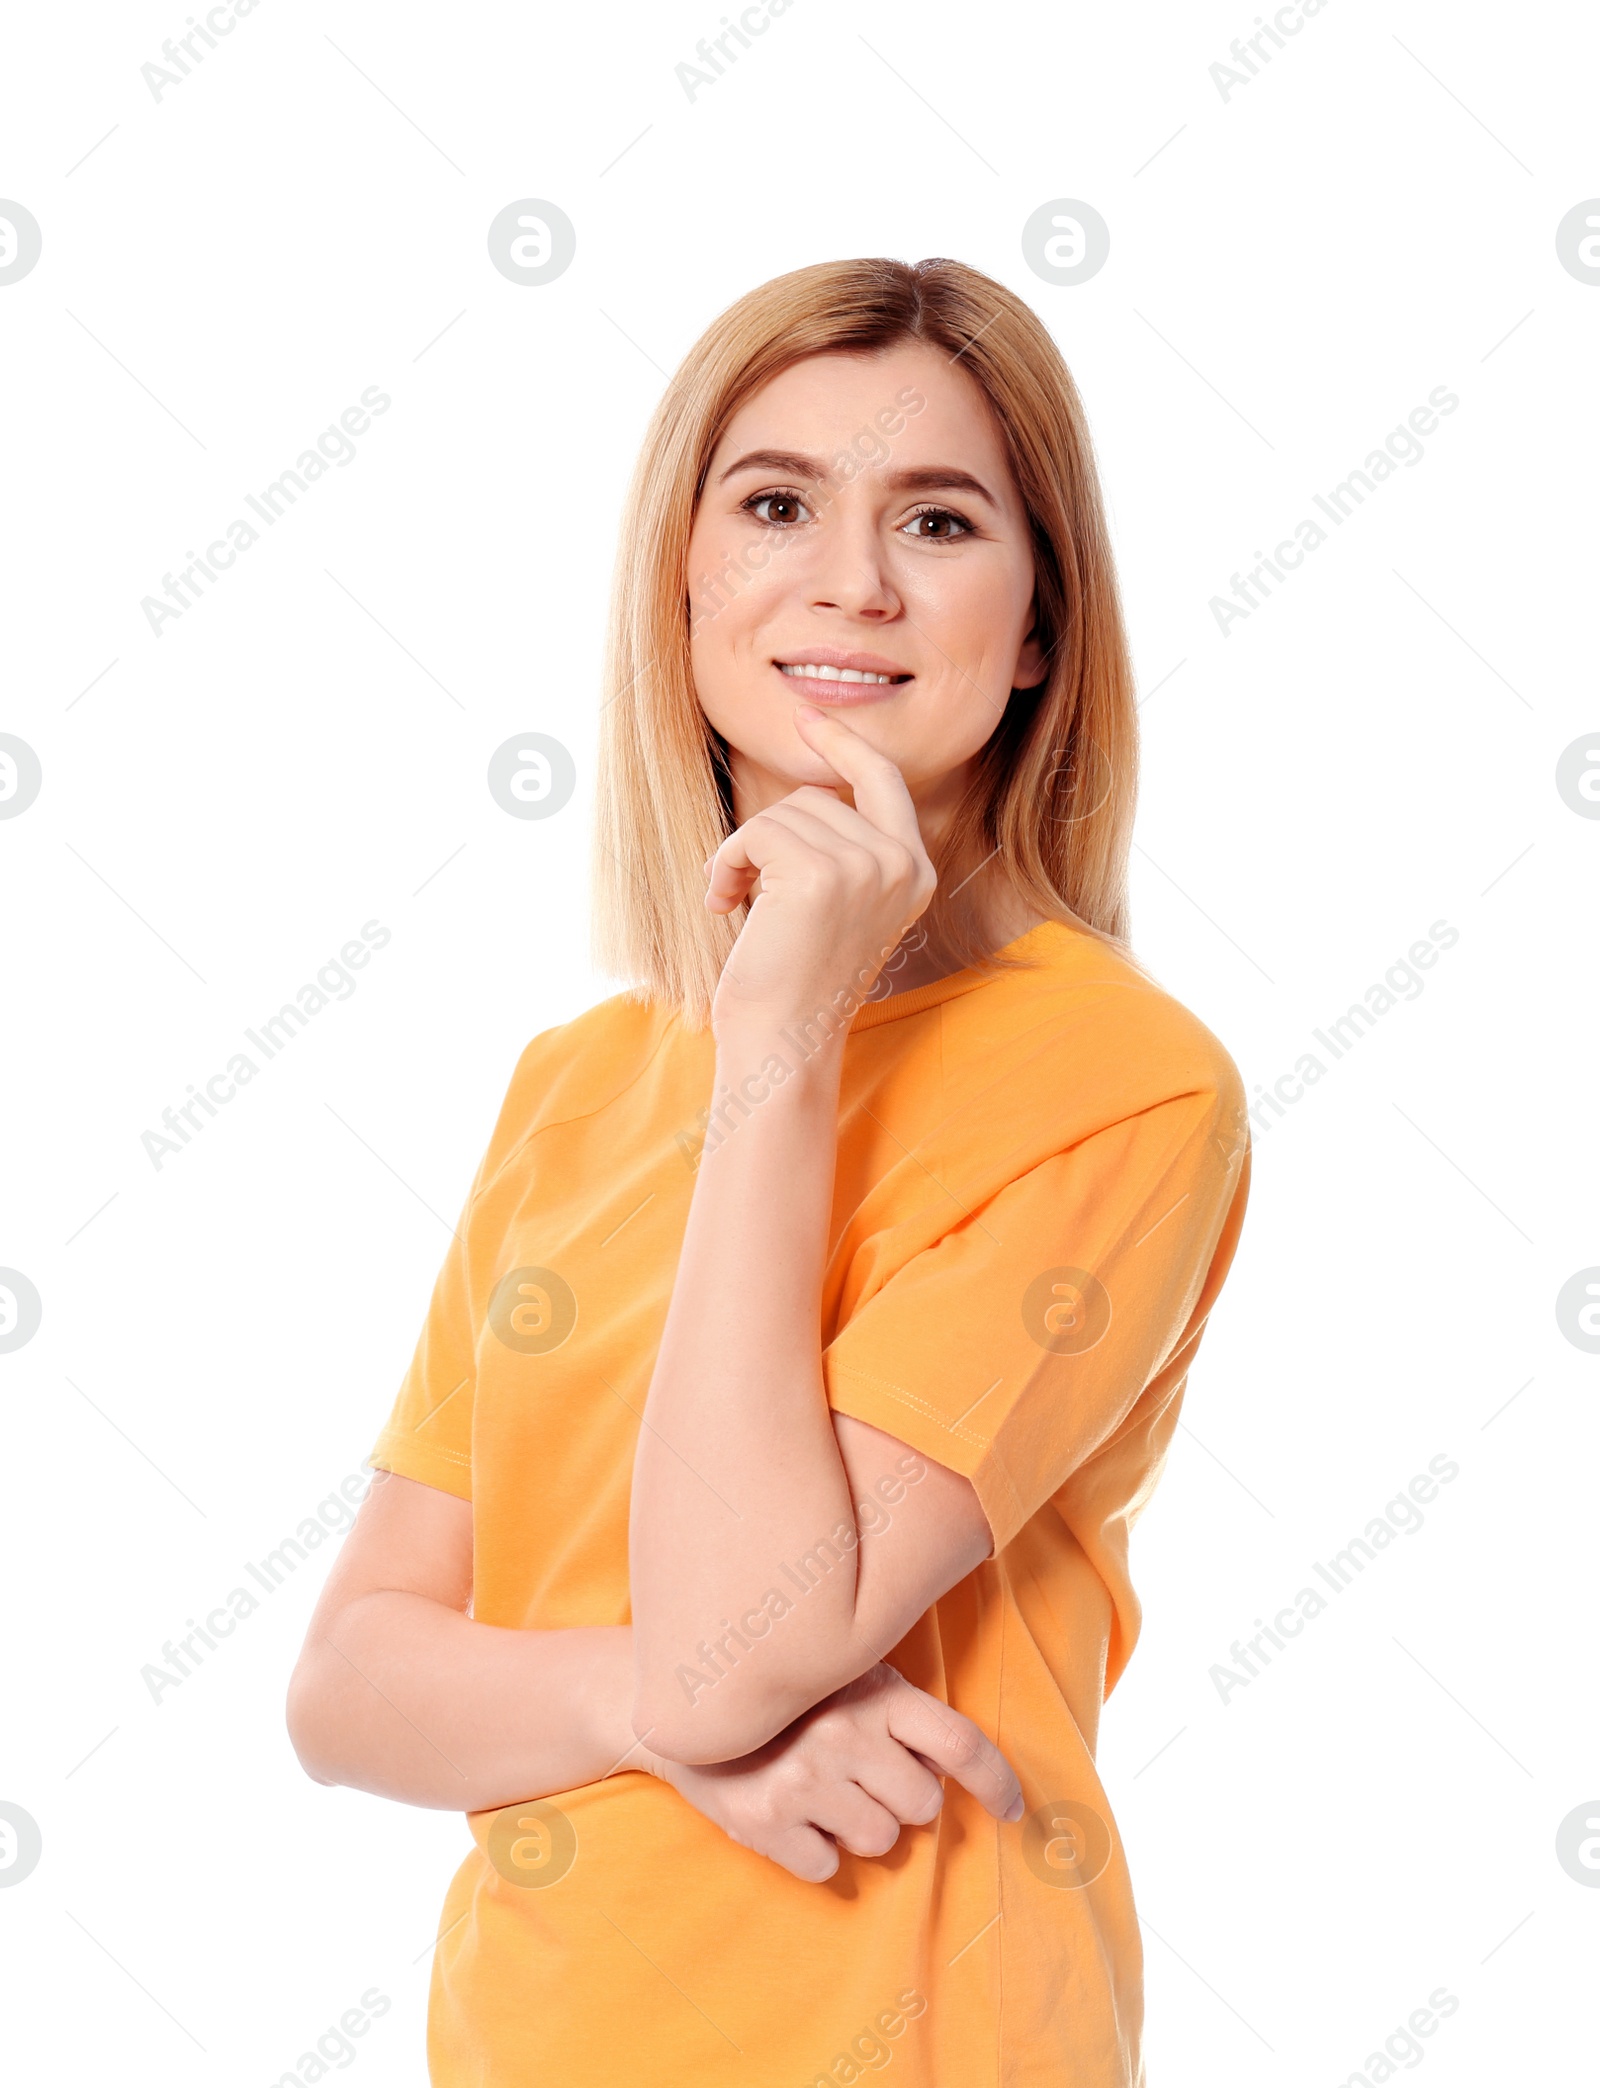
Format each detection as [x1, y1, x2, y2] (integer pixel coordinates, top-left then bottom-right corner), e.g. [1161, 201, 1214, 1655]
[685, 342, 1048, 827]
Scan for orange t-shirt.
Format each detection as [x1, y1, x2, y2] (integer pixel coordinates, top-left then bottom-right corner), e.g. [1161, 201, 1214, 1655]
[369, 918, 1251, 2087]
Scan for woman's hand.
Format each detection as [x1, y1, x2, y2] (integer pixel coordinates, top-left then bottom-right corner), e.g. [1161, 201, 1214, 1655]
[705, 707, 936, 1040]
[639, 1663, 1024, 1883]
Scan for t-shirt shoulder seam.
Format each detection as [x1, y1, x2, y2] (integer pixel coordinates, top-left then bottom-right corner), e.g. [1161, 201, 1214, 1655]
[476, 1001, 680, 1200]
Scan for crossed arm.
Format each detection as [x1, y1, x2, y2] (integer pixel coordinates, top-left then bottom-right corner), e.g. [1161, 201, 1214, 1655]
[284, 1045, 1015, 1847]
[285, 1438, 1020, 1882]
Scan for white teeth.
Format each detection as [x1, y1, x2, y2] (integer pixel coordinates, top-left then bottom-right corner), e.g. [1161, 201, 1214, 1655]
[778, 662, 900, 684]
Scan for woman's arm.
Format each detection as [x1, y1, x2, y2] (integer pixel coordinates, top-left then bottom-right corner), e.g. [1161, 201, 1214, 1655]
[286, 1469, 1021, 1853]
[286, 1470, 646, 1810]
[627, 712, 1003, 1768]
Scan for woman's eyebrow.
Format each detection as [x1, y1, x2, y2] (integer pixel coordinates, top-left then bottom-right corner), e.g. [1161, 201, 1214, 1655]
[882, 465, 998, 508]
[716, 448, 828, 484]
[716, 449, 1000, 508]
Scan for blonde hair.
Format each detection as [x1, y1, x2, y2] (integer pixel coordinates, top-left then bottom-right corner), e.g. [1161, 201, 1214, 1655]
[593, 255, 1141, 1026]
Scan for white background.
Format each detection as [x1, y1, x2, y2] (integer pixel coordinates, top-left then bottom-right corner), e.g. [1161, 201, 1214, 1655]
[2, 0, 1596, 2081]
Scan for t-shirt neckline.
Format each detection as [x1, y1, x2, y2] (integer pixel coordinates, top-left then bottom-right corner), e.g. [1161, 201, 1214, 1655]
[848, 919, 1064, 1031]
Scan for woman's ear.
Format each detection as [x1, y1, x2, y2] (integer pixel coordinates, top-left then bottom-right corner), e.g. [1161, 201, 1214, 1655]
[1013, 611, 1051, 692]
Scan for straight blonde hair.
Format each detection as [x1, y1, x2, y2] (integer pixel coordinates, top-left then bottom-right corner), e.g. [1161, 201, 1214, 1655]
[593, 255, 1142, 1026]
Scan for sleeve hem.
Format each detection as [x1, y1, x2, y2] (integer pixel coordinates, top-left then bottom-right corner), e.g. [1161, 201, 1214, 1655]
[824, 1361, 1027, 1556]
[367, 1428, 473, 1505]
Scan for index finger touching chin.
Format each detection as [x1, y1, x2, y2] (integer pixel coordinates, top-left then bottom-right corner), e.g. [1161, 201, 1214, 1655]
[792, 704, 924, 853]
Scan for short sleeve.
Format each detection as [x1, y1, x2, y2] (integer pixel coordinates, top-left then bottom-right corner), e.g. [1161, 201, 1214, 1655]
[366, 1164, 483, 1502]
[821, 1079, 1252, 1556]
[366, 1036, 551, 1501]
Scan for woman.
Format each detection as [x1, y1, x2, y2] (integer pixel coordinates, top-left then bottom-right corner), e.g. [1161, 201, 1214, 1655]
[288, 255, 1252, 2087]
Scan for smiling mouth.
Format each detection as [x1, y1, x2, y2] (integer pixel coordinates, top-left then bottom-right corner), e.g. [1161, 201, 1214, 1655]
[779, 663, 905, 685]
[773, 658, 914, 701]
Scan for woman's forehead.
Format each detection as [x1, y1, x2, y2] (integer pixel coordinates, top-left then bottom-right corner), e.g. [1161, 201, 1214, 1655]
[709, 345, 1018, 492]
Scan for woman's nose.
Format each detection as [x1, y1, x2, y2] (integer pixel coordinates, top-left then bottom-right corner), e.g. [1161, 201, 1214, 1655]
[805, 510, 900, 620]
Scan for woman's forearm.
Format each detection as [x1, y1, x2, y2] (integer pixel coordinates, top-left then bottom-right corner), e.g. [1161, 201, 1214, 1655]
[287, 1596, 651, 1811]
[629, 1031, 870, 1762]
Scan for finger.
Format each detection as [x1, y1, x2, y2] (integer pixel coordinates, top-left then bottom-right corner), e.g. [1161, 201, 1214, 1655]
[848, 1746, 946, 1828]
[884, 1684, 1024, 1822]
[803, 1783, 905, 1860]
[704, 807, 803, 914]
[762, 1821, 841, 1883]
[764, 787, 927, 885]
[750, 801, 906, 894]
[791, 705, 927, 858]
[704, 801, 881, 915]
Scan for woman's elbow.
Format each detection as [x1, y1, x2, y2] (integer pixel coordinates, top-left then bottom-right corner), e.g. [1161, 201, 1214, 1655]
[284, 1649, 339, 1786]
[631, 1662, 827, 1766]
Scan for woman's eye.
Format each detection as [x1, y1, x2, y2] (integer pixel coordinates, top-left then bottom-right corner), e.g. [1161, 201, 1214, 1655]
[745, 490, 812, 527]
[901, 506, 972, 541]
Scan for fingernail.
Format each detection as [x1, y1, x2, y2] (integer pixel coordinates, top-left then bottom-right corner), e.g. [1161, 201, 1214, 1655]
[1004, 1794, 1025, 1823]
[794, 703, 823, 722]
